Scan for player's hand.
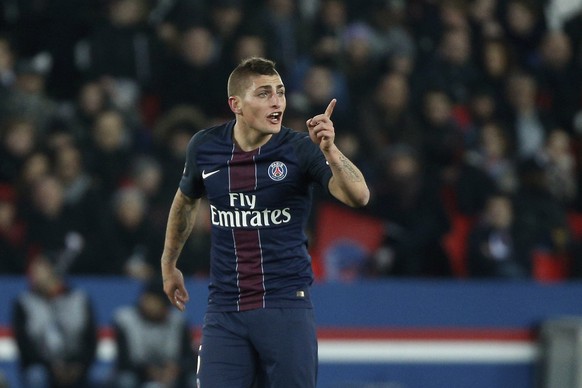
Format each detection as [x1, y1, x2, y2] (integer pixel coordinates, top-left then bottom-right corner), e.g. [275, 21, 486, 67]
[306, 99, 336, 151]
[162, 267, 189, 311]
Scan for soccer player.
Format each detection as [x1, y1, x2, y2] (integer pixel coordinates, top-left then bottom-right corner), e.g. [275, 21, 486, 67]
[161, 57, 369, 388]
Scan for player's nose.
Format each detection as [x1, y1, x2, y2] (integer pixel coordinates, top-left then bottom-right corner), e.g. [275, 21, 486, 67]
[270, 93, 283, 107]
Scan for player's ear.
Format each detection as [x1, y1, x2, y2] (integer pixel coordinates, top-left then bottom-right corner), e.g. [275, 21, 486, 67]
[228, 96, 242, 114]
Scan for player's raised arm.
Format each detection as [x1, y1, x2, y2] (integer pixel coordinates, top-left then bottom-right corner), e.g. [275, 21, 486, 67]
[161, 189, 199, 311]
[306, 99, 370, 208]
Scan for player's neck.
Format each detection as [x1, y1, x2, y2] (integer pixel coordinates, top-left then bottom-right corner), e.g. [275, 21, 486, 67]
[233, 122, 272, 152]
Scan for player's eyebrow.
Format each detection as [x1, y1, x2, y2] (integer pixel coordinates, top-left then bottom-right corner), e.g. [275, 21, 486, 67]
[255, 84, 285, 92]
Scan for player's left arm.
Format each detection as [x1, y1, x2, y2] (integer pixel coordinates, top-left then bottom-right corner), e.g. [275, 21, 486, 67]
[306, 99, 370, 208]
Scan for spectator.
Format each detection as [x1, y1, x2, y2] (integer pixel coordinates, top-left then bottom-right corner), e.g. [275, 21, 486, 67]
[340, 22, 381, 108]
[207, 0, 246, 67]
[54, 145, 101, 213]
[53, 144, 109, 272]
[12, 255, 98, 387]
[476, 38, 516, 104]
[467, 192, 530, 278]
[157, 25, 225, 118]
[78, 0, 163, 90]
[15, 151, 52, 211]
[111, 278, 197, 388]
[25, 175, 91, 275]
[467, 0, 504, 43]
[0, 0, 99, 99]
[219, 33, 268, 93]
[563, 7, 582, 67]
[418, 87, 465, 180]
[501, 0, 547, 71]
[357, 71, 423, 163]
[513, 157, 572, 263]
[250, 0, 311, 78]
[148, 0, 206, 46]
[502, 71, 554, 160]
[535, 30, 581, 134]
[127, 155, 168, 234]
[537, 128, 578, 207]
[366, 0, 416, 74]
[414, 26, 481, 105]
[35, 0, 100, 99]
[0, 55, 59, 134]
[85, 109, 133, 198]
[231, 33, 268, 65]
[64, 80, 112, 146]
[0, 35, 16, 91]
[0, 184, 27, 274]
[463, 85, 499, 149]
[438, 0, 470, 31]
[290, 0, 348, 87]
[0, 118, 38, 183]
[367, 145, 451, 277]
[44, 119, 78, 153]
[102, 186, 163, 279]
[288, 63, 350, 133]
[151, 106, 206, 202]
[406, 0, 445, 65]
[464, 121, 519, 195]
[311, 0, 349, 43]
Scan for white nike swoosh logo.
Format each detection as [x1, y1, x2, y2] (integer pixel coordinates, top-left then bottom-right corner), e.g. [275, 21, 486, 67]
[202, 170, 220, 179]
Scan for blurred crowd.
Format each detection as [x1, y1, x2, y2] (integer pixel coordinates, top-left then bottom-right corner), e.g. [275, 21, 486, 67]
[1, 0, 582, 281]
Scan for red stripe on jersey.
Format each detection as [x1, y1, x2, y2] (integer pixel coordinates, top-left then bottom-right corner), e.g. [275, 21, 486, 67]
[229, 147, 258, 191]
[233, 229, 265, 310]
[229, 147, 265, 310]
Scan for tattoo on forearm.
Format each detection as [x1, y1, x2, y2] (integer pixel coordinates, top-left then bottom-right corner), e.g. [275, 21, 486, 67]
[331, 155, 363, 182]
[175, 206, 192, 237]
[162, 197, 196, 264]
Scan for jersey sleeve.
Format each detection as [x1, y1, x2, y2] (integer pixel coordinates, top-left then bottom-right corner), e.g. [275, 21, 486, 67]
[179, 132, 205, 198]
[295, 134, 333, 193]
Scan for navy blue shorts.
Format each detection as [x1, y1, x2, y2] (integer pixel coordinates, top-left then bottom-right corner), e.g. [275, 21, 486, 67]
[197, 308, 318, 388]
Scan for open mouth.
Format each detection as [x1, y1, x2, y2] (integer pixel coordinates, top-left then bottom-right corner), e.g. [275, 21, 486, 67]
[267, 112, 282, 124]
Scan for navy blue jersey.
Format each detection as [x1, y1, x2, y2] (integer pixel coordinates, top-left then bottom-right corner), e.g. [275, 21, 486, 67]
[180, 120, 332, 312]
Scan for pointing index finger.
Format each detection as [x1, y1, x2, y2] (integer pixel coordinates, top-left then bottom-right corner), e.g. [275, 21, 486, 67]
[325, 98, 336, 118]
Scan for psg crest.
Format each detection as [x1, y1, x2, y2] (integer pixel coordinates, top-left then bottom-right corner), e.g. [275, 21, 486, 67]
[268, 161, 287, 181]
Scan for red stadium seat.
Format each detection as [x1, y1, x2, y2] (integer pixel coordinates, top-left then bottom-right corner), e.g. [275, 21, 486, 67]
[568, 212, 582, 241]
[310, 202, 384, 281]
[533, 250, 570, 282]
[442, 215, 475, 278]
